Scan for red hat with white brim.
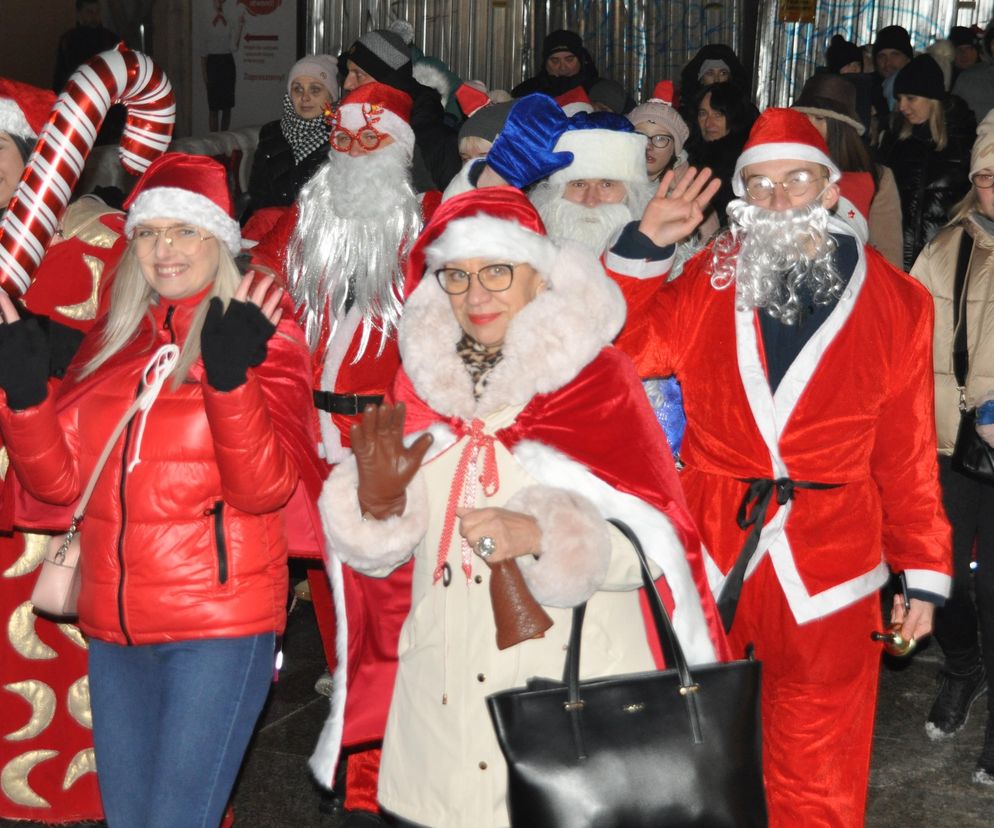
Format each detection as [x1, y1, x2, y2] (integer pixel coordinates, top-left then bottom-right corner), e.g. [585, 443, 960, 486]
[124, 152, 242, 255]
[731, 107, 841, 197]
[0, 77, 56, 141]
[406, 187, 557, 294]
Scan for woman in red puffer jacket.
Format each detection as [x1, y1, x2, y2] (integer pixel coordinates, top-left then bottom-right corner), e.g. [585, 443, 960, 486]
[0, 153, 320, 828]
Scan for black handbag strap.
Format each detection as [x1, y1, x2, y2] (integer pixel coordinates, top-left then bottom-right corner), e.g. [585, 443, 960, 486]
[564, 519, 703, 744]
[953, 230, 973, 392]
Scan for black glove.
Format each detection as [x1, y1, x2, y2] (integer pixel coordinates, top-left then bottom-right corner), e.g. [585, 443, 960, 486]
[200, 297, 276, 392]
[0, 318, 50, 410]
[10, 306, 86, 380]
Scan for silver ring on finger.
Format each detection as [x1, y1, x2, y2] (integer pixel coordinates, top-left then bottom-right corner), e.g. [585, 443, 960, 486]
[475, 535, 496, 559]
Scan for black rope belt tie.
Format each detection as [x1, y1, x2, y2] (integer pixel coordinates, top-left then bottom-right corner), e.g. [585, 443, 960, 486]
[716, 476, 843, 632]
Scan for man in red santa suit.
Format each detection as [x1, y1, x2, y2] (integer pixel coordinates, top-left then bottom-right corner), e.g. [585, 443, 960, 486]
[610, 108, 953, 826]
[251, 81, 439, 824]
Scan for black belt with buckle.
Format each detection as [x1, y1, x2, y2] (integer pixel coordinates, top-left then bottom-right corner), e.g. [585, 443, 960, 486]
[312, 391, 384, 415]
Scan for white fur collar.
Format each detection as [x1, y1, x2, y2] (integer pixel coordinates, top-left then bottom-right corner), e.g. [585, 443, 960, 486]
[399, 241, 626, 419]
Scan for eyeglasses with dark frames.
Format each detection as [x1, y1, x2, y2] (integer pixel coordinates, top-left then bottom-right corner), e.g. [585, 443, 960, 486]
[434, 263, 517, 295]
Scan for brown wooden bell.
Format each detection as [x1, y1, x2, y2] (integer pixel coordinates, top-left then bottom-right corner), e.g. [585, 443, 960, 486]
[488, 559, 554, 650]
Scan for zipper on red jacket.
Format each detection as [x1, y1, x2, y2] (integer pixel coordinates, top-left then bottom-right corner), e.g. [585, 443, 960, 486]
[211, 500, 228, 584]
[115, 304, 178, 644]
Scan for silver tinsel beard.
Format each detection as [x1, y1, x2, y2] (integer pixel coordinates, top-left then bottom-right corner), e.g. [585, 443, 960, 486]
[286, 141, 422, 356]
[711, 198, 844, 326]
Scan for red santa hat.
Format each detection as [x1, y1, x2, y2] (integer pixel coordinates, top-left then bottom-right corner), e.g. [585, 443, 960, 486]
[731, 107, 841, 197]
[123, 153, 242, 255]
[0, 77, 56, 141]
[333, 82, 415, 159]
[405, 187, 557, 294]
[556, 86, 594, 116]
[455, 82, 491, 118]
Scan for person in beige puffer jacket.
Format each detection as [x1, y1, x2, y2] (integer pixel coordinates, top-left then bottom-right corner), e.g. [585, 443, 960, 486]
[910, 108, 994, 785]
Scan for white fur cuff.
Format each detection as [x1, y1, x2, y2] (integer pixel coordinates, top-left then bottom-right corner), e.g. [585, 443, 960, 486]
[507, 485, 611, 608]
[319, 458, 429, 573]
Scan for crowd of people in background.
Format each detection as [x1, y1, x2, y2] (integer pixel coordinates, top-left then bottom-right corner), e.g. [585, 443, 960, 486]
[2, 13, 994, 828]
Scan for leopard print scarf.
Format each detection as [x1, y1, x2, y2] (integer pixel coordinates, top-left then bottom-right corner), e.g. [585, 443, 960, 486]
[457, 333, 503, 400]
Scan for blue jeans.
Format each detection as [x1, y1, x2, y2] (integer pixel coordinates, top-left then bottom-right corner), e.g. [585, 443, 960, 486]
[88, 633, 275, 828]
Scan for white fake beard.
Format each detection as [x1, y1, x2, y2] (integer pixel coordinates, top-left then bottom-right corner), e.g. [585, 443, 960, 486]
[711, 198, 844, 326]
[286, 141, 422, 354]
[530, 179, 653, 255]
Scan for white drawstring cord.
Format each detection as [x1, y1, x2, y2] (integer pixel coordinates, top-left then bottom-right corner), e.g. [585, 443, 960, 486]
[127, 344, 180, 472]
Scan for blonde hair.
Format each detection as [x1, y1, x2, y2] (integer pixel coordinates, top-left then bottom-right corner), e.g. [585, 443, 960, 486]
[894, 98, 947, 151]
[80, 238, 242, 388]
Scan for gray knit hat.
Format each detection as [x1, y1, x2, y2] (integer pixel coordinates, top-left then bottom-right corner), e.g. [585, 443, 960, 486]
[346, 29, 412, 82]
[458, 100, 514, 144]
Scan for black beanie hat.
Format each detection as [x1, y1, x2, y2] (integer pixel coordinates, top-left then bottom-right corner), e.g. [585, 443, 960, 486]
[949, 26, 978, 48]
[825, 35, 863, 73]
[346, 29, 412, 83]
[873, 25, 914, 59]
[893, 54, 945, 100]
[542, 29, 584, 62]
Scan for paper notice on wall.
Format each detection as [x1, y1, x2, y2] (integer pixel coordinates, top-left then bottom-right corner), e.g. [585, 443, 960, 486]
[192, 0, 297, 135]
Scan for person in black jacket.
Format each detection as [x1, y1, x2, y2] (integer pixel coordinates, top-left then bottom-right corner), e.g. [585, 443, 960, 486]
[245, 55, 338, 220]
[341, 29, 460, 191]
[678, 44, 750, 124]
[511, 29, 601, 100]
[878, 54, 977, 270]
[683, 81, 758, 226]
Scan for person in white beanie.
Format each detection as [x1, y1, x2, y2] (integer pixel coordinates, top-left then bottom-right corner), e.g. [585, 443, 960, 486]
[909, 107, 994, 785]
[246, 54, 339, 217]
[0, 151, 322, 827]
[529, 112, 654, 254]
[626, 80, 690, 183]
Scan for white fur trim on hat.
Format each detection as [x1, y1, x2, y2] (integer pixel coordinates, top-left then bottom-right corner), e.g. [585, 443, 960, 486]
[124, 188, 242, 255]
[0, 99, 35, 140]
[732, 143, 841, 197]
[549, 129, 649, 187]
[424, 214, 557, 275]
[337, 103, 415, 161]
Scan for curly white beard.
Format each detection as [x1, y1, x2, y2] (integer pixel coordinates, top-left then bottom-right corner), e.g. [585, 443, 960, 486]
[530, 178, 654, 254]
[711, 198, 844, 326]
[286, 142, 422, 355]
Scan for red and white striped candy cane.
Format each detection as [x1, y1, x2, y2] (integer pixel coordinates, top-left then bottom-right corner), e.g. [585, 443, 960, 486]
[0, 43, 175, 296]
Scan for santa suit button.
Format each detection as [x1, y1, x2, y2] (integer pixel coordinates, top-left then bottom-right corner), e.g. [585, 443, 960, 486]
[479, 761, 488, 770]
[477, 673, 486, 682]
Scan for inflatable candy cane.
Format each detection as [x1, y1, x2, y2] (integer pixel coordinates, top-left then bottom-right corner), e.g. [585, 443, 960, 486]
[0, 43, 175, 296]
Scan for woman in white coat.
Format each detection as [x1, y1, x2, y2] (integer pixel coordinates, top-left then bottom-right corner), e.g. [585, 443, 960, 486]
[314, 186, 727, 828]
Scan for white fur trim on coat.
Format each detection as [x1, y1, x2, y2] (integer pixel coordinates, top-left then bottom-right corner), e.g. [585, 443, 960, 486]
[512, 439, 717, 665]
[424, 214, 557, 275]
[399, 241, 626, 420]
[319, 457, 430, 573]
[124, 187, 242, 254]
[506, 485, 612, 607]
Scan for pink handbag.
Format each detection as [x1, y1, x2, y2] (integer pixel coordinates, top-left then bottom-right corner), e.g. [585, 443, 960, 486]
[32, 520, 83, 618]
[30, 344, 179, 621]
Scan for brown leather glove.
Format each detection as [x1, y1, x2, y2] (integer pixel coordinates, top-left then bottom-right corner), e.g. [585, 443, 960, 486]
[351, 403, 433, 520]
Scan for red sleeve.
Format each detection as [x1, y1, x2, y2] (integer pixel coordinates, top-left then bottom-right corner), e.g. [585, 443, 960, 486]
[0, 391, 80, 506]
[249, 205, 297, 284]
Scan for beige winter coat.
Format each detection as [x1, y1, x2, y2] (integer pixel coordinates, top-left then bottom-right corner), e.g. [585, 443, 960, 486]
[868, 165, 904, 270]
[910, 215, 994, 452]
[317, 239, 721, 828]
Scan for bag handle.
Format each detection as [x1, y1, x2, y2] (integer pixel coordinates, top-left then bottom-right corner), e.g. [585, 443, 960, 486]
[562, 518, 704, 755]
[952, 230, 973, 402]
[71, 345, 179, 521]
